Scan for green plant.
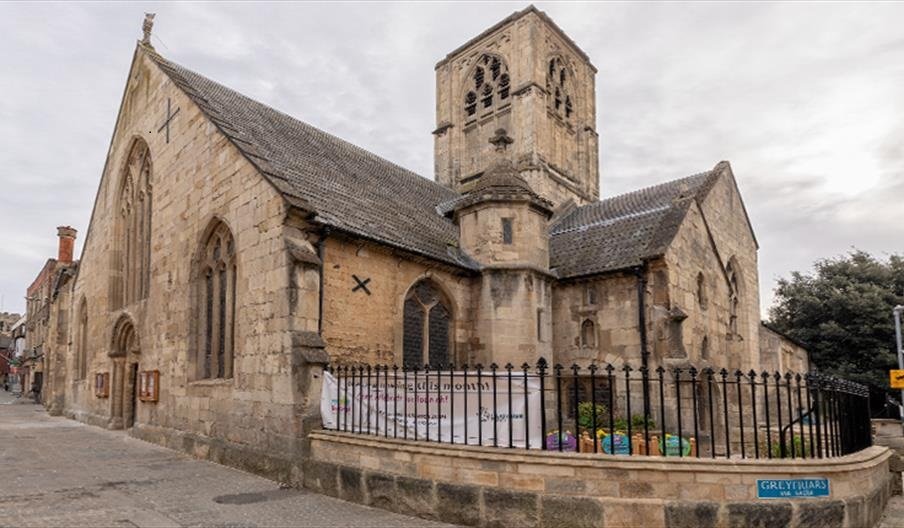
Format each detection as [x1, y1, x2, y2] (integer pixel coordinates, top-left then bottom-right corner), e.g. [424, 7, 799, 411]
[631, 414, 656, 430]
[770, 435, 809, 458]
[609, 414, 656, 432]
[577, 402, 608, 431]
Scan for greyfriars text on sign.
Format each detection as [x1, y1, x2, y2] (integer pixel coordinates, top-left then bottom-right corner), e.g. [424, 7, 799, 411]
[756, 478, 830, 499]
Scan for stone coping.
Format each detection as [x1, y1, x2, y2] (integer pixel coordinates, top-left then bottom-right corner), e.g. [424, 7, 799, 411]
[310, 431, 890, 475]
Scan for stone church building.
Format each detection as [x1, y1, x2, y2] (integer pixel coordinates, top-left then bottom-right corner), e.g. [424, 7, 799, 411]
[44, 7, 806, 476]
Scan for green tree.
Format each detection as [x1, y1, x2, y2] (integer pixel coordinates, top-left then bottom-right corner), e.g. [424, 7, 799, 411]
[768, 250, 904, 392]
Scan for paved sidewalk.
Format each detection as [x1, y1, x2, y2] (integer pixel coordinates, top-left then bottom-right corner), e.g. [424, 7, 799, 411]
[880, 486, 904, 527]
[0, 392, 454, 527]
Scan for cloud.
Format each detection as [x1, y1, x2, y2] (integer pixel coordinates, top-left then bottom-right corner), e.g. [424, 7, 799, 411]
[0, 2, 901, 315]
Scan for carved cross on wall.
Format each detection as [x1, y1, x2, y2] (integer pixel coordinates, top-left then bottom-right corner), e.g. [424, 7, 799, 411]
[157, 98, 180, 144]
[352, 275, 371, 295]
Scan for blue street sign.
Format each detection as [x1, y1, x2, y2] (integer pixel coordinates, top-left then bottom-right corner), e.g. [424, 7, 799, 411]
[756, 478, 830, 499]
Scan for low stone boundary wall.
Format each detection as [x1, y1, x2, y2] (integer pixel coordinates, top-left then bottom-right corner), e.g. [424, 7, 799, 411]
[306, 431, 893, 528]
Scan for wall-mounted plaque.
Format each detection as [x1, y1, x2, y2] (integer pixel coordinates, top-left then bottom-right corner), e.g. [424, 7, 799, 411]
[95, 372, 109, 398]
[138, 370, 159, 402]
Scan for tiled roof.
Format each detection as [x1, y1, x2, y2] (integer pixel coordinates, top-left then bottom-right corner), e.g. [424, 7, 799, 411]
[149, 50, 723, 280]
[149, 53, 479, 271]
[549, 171, 720, 278]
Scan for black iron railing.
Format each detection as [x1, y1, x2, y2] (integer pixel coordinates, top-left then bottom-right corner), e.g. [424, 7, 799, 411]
[322, 359, 872, 459]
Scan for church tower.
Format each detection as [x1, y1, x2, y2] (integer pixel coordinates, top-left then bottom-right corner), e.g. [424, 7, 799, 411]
[433, 6, 600, 207]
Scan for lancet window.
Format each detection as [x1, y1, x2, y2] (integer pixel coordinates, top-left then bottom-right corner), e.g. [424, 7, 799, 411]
[580, 319, 596, 348]
[727, 260, 740, 336]
[547, 56, 574, 120]
[464, 54, 510, 118]
[77, 298, 88, 380]
[115, 140, 153, 308]
[197, 221, 236, 379]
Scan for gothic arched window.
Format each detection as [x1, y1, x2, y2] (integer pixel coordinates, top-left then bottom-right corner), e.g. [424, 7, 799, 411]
[464, 54, 510, 119]
[77, 298, 88, 380]
[403, 280, 452, 368]
[197, 220, 236, 379]
[726, 259, 740, 336]
[580, 319, 596, 348]
[114, 139, 152, 309]
[547, 56, 575, 120]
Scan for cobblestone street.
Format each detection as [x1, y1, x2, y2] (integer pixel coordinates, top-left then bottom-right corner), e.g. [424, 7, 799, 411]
[0, 392, 453, 528]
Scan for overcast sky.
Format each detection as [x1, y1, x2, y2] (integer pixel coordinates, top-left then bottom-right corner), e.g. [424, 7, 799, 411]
[0, 2, 901, 316]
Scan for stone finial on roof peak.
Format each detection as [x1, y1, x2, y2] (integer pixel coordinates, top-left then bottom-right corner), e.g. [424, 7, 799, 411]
[141, 13, 156, 47]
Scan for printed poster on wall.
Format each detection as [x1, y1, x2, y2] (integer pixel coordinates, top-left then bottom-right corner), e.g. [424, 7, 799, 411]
[321, 370, 543, 448]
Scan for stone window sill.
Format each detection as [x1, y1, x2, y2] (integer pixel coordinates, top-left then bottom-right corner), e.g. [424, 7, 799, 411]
[188, 378, 234, 387]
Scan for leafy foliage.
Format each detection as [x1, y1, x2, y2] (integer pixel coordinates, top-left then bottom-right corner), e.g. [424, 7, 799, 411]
[577, 402, 607, 431]
[769, 435, 809, 458]
[612, 414, 656, 432]
[768, 250, 904, 393]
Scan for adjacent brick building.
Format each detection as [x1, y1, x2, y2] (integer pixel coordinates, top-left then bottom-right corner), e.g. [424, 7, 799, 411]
[23, 227, 77, 405]
[42, 7, 806, 477]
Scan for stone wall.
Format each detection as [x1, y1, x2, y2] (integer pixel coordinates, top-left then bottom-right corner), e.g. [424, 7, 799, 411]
[306, 431, 893, 528]
[434, 7, 599, 206]
[552, 273, 641, 367]
[698, 166, 761, 372]
[662, 202, 742, 369]
[320, 235, 476, 366]
[60, 45, 318, 479]
[759, 324, 810, 374]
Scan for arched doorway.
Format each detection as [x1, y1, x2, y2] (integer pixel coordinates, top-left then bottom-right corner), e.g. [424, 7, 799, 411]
[109, 316, 140, 429]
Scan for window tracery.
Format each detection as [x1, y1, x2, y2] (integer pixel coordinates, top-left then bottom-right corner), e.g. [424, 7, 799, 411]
[547, 56, 574, 120]
[115, 140, 152, 309]
[464, 54, 510, 119]
[403, 280, 452, 368]
[727, 260, 740, 336]
[197, 221, 236, 379]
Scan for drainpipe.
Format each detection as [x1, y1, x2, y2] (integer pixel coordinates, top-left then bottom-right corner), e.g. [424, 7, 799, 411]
[316, 228, 330, 334]
[635, 263, 651, 420]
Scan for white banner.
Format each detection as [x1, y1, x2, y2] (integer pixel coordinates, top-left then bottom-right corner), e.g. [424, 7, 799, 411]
[321, 369, 543, 448]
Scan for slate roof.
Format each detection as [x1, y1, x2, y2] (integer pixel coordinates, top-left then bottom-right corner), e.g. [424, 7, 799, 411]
[148, 49, 726, 280]
[549, 171, 721, 279]
[149, 53, 478, 271]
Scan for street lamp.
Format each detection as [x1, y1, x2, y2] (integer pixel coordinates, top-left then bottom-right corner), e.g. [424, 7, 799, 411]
[895, 305, 904, 421]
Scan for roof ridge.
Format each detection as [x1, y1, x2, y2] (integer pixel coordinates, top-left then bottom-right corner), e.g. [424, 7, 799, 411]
[552, 169, 716, 231]
[598, 169, 715, 205]
[149, 53, 455, 200]
[145, 50, 477, 271]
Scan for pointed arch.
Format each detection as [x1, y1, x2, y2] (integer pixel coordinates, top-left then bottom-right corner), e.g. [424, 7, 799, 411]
[112, 137, 153, 309]
[546, 54, 576, 120]
[726, 257, 743, 336]
[193, 217, 237, 379]
[402, 278, 454, 368]
[463, 52, 511, 119]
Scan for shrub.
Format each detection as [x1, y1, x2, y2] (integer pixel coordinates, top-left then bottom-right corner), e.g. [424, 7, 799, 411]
[770, 435, 809, 458]
[577, 402, 608, 431]
[605, 414, 656, 433]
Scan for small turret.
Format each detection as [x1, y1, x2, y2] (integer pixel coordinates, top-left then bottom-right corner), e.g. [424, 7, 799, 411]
[449, 129, 553, 271]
